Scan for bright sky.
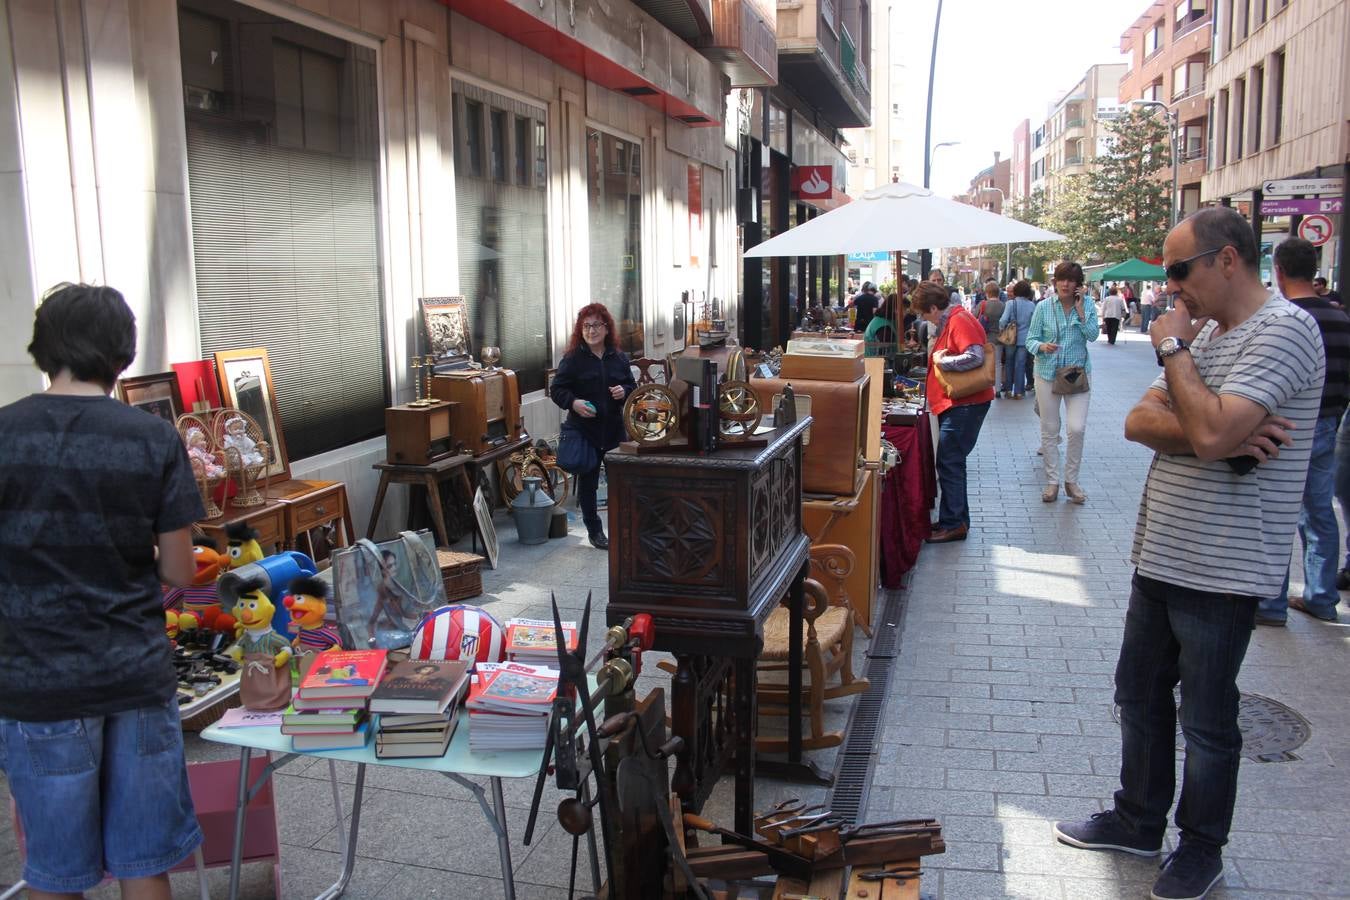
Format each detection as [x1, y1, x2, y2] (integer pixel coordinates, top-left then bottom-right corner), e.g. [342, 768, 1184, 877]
[897, 0, 1151, 199]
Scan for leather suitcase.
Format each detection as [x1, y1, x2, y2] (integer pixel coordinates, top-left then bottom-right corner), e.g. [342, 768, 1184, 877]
[752, 374, 870, 496]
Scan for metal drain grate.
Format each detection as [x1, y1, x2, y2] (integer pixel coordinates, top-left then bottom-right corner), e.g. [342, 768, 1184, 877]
[828, 584, 910, 823]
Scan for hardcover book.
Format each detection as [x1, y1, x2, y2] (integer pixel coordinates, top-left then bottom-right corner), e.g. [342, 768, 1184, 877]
[297, 649, 389, 699]
[291, 722, 371, 751]
[504, 617, 577, 661]
[466, 662, 558, 714]
[281, 705, 365, 728]
[369, 659, 471, 715]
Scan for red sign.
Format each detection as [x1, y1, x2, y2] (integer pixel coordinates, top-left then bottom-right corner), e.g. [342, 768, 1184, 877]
[793, 165, 833, 200]
[1299, 214, 1334, 246]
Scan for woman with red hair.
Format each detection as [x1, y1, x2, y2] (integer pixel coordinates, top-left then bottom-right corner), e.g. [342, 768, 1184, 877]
[549, 303, 637, 549]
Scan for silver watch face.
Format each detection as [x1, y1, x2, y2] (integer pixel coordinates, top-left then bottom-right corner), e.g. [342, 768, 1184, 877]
[1158, 337, 1179, 355]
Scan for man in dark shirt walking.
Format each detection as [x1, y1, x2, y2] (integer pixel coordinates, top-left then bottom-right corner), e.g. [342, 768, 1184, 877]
[1258, 239, 1350, 623]
[848, 281, 880, 332]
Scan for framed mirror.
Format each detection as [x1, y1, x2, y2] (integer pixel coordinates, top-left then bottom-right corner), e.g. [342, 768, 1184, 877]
[115, 371, 184, 425]
[419, 296, 472, 362]
[213, 347, 290, 482]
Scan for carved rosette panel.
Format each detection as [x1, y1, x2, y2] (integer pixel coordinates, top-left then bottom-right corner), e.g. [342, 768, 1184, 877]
[776, 451, 798, 546]
[635, 493, 723, 585]
[750, 469, 771, 573]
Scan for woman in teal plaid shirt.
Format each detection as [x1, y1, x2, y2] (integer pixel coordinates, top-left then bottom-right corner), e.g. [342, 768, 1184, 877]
[1026, 261, 1100, 504]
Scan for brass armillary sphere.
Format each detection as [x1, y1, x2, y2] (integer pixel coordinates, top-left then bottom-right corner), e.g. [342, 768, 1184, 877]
[717, 380, 761, 442]
[623, 384, 680, 446]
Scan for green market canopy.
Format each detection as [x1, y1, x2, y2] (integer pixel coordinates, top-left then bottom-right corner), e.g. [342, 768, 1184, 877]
[1088, 258, 1166, 282]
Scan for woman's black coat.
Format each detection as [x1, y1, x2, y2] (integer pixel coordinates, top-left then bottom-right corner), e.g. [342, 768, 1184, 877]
[549, 344, 637, 451]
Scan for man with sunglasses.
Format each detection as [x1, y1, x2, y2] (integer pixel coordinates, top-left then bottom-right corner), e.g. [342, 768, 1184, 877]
[1054, 207, 1324, 900]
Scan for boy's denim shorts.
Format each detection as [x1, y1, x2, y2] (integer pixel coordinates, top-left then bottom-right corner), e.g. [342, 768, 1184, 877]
[0, 699, 202, 893]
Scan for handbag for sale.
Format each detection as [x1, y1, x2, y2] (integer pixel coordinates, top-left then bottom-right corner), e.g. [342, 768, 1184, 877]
[556, 419, 599, 475]
[933, 342, 997, 400]
[997, 321, 1019, 347]
[332, 530, 446, 650]
[1052, 365, 1090, 395]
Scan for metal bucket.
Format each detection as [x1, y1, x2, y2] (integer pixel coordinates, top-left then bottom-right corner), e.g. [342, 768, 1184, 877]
[511, 476, 555, 545]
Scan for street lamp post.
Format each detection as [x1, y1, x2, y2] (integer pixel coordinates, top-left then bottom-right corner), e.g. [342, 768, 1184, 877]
[921, 142, 960, 276]
[920, 0, 946, 278]
[978, 184, 1008, 285]
[1128, 98, 1180, 227]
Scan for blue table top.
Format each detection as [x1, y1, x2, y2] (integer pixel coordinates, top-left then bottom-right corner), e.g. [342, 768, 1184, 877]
[201, 674, 596, 780]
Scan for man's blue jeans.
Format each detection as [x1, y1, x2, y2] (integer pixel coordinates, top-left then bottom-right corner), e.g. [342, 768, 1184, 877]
[1113, 572, 1257, 850]
[935, 401, 989, 530]
[999, 345, 1029, 396]
[1139, 305, 1154, 332]
[1259, 413, 1341, 620]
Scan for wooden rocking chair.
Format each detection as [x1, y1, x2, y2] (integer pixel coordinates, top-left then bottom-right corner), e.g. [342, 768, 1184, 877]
[631, 356, 670, 385]
[756, 545, 870, 753]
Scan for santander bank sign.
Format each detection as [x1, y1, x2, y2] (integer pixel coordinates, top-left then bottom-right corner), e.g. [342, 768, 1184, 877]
[793, 165, 833, 200]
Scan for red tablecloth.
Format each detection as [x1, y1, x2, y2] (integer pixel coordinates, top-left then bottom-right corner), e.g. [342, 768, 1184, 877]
[880, 416, 937, 588]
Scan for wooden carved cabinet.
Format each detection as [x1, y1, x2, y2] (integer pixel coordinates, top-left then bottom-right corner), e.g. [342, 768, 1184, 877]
[605, 419, 813, 832]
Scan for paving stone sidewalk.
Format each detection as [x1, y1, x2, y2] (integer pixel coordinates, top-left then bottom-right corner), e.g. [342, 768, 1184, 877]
[865, 328, 1350, 899]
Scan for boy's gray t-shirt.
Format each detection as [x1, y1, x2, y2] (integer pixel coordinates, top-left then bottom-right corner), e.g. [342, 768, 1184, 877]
[1132, 296, 1324, 597]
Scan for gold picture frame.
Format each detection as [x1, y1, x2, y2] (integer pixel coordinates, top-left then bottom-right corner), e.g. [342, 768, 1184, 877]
[213, 347, 290, 482]
[115, 371, 184, 425]
[420, 296, 472, 361]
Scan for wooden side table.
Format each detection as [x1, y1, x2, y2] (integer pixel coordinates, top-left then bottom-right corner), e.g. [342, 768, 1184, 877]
[367, 454, 475, 548]
[197, 501, 286, 555]
[267, 479, 354, 561]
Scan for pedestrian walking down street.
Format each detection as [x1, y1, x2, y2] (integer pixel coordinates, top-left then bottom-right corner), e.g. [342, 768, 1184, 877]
[976, 280, 1006, 390]
[1054, 207, 1324, 900]
[1139, 282, 1157, 332]
[1100, 286, 1128, 345]
[1027, 261, 1099, 503]
[1256, 237, 1350, 625]
[915, 281, 992, 544]
[997, 280, 1036, 399]
[549, 302, 637, 550]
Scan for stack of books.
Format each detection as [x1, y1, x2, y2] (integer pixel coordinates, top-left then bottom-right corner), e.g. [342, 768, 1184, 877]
[503, 617, 578, 664]
[369, 659, 472, 759]
[465, 661, 558, 752]
[284, 648, 389, 751]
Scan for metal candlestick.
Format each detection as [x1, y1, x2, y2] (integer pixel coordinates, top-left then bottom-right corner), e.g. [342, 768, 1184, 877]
[409, 356, 432, 407]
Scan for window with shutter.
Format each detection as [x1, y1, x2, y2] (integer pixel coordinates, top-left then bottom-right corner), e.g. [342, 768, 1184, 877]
[452, 81, 551, 394]
[178, 0, 388, 463]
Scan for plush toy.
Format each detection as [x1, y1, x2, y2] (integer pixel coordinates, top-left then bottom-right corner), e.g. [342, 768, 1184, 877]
[283, 576, 342, 680]
[162, 536, 237, 643]
[225, 574, 293, 711]
[225, 522, 264, 570]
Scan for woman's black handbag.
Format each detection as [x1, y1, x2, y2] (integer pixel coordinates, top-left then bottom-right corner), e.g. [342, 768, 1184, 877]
[557, 420, 599, 474]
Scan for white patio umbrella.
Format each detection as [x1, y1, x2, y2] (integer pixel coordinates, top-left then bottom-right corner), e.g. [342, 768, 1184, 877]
[743, 181, 1064, 257]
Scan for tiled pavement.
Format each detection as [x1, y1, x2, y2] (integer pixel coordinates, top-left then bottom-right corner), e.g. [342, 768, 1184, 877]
[3, 326, 1349, 898]
[866, 328, 1350, 899]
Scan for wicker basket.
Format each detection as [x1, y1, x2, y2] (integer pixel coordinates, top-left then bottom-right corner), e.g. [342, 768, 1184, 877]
[437, 549, 484, 602]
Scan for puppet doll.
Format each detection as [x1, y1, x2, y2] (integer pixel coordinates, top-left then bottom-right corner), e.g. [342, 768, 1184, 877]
[283, 576, 342, 680]
[225, 574, 293, 710]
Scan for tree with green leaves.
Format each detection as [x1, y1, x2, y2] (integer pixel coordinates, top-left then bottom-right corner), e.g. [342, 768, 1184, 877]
[1084, 107, 1172, 262]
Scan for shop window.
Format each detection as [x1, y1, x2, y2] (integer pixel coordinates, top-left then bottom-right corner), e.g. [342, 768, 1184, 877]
[452, 81, 551, 395]
[179, 0, 388, 462]
[586, 129, 644, 355]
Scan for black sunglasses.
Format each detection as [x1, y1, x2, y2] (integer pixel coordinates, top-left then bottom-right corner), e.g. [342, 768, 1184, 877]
[1165, 246, 1224, 282]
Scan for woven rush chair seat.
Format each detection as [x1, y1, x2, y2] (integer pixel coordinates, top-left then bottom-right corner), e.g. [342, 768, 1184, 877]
[760, 606, 851, 661]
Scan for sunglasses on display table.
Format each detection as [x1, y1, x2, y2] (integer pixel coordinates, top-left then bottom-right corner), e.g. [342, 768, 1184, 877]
[1165, 246, 1224, 283]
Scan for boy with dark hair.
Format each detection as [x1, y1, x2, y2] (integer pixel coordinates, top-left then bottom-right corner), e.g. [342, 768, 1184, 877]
[0, 283, 205, 899]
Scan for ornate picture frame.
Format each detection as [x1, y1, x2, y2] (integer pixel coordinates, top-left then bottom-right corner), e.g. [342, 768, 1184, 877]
[472, 486, 499, 570]
[420, 296, 472, 361]
[115, 372, 184, 425]
[213, 347, 291, 482]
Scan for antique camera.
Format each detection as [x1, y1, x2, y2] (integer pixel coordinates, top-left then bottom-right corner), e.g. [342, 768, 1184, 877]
[430, 369, 523, 456]
[385, 400, 458, 465]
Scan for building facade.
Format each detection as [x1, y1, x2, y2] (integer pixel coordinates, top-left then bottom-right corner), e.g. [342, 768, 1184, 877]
[843, 0, 903, 194]
[1009, 118, 1031, 206]
[1119, 0, 1212, 219]
[944, 156, 1012, 287]
[1202, 0, 1348, 287]
[1041, 63, 1128, 205]
[0, 0, 750, 533]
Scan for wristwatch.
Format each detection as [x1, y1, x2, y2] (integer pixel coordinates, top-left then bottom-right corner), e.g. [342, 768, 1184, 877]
[1155, 336, 1189, 366]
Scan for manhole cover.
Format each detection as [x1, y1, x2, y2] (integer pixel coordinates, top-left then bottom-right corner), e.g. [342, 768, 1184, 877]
[1112, 692, 1310, 762]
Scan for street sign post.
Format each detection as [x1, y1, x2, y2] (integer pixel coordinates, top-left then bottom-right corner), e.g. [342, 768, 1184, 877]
[1260, 198, 1345, 216]
[1298, 214, 1334, 247]
[1262, 177, 1344, 196]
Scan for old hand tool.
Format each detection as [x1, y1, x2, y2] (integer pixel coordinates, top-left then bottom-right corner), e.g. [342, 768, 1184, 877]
[683, 813, 812, 880]
[859, 865, 920, 882]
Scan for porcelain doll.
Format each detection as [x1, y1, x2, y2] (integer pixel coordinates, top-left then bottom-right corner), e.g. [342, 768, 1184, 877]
[185, 426, 225, 478]
[222, 416, 266, 467]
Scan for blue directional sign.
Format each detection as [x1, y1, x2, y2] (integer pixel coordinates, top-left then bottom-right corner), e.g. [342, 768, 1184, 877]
[847, 251, 891, 262]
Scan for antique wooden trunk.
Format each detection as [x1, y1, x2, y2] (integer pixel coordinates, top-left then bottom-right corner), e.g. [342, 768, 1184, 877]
[605, 418, 811, 656]
[752, 374, 871, 497]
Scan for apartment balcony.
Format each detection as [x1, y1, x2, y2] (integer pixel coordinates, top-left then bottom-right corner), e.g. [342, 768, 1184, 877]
[700, 0, 777, 86]
[1064, 117, 1086, 138]
[1064, 155, 1085, 167]
[1172, 81, 1204, 104]
[633, 0, 713, 41]
[773, 0, 871, 128]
